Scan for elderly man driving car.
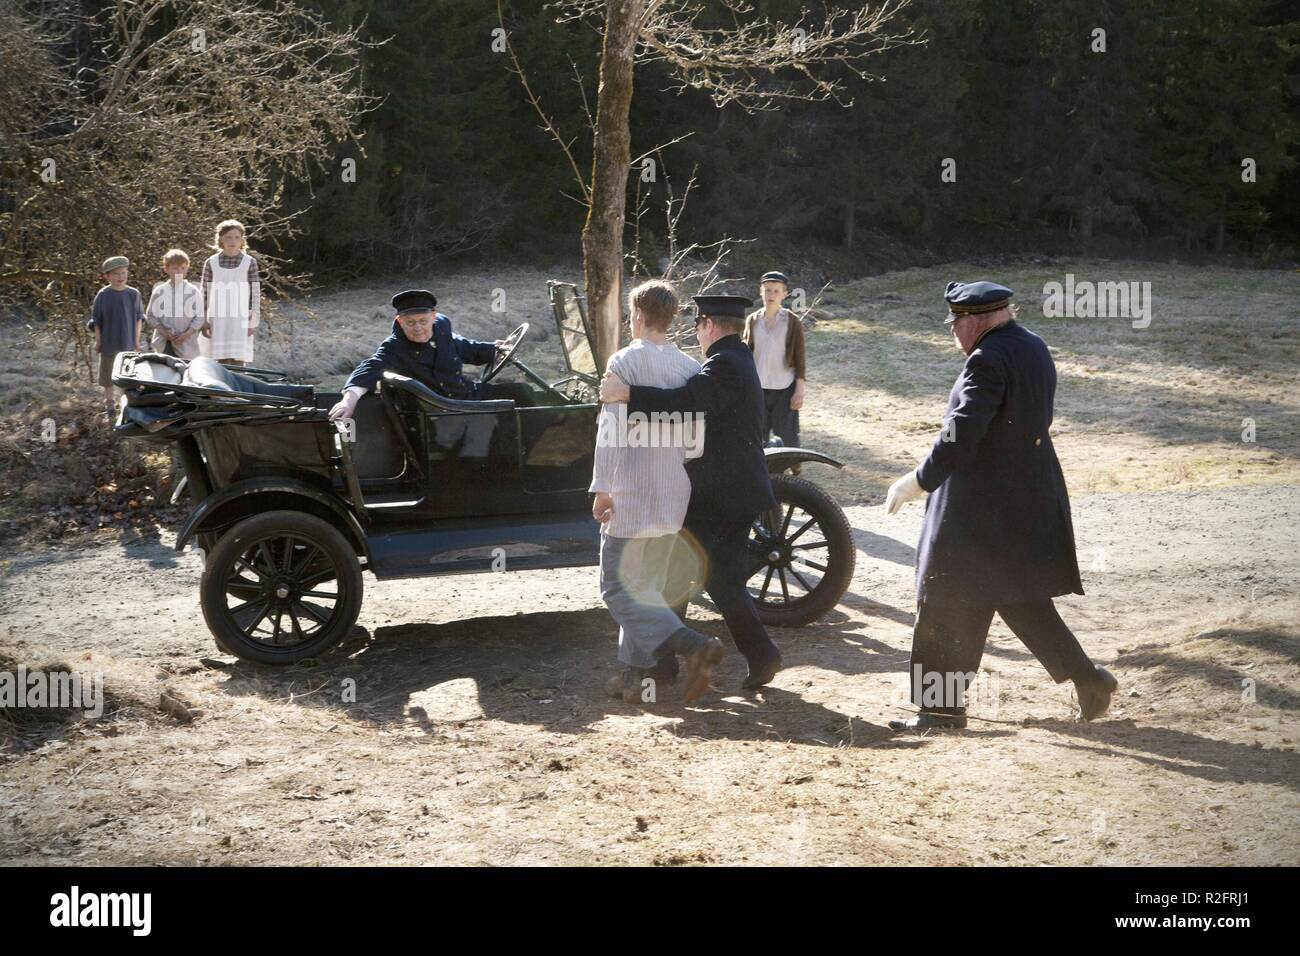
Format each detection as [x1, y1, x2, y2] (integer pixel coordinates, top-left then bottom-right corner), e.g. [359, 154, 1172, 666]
[329, 289, 504, 421]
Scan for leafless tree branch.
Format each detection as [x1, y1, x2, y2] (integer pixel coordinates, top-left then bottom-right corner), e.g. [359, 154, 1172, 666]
[0, 0, 376, 369]
[497, 0, 592, 206]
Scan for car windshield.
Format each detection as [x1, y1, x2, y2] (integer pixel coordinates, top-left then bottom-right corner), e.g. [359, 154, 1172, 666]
[549, 282, 598, 381]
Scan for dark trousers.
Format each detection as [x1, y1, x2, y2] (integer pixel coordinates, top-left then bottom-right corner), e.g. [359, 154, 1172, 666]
[910, 591, 1095, 715]
[669, 512, 779, 667]
[762, 381, 799, 448]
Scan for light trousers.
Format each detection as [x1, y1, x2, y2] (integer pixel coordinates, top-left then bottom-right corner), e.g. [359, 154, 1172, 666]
[599, 532, 691, 668]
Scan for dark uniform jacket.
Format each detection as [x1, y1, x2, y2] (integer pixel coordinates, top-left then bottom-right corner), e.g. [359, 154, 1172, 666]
[628, 333, 777, 524]
[344, 315, 496, 399]
[915, 320, 1083, 605]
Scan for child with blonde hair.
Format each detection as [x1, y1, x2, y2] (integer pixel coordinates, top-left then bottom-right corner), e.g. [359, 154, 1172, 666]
[200, 219, 261, 365]
[146, 249, 205, 359]
[591, 279, 723, 704]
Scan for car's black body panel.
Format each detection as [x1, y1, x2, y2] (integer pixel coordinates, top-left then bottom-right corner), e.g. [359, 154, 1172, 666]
[174, 476, 370, 558]
[365, 511, 599, 579]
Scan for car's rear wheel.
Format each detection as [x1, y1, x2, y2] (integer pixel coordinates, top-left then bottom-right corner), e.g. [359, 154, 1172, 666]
[749, 474, 855, 628]
[199, 510, 363, 664]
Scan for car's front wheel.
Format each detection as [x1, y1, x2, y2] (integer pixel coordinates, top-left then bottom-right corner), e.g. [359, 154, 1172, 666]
[199, 510, 363, 664]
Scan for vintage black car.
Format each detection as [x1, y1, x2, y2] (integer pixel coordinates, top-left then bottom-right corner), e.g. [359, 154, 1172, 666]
[112, 282, 855, 664]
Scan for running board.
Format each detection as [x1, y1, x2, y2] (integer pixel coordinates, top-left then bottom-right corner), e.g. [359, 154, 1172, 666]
[366, 512, 600, 579]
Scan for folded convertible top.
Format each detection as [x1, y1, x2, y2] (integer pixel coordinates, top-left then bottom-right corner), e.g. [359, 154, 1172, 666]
[111, 352, 326, 441]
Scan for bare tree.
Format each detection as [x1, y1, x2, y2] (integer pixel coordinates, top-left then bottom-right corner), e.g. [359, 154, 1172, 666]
[506, 0, 918, 367]
[579, 0, 643, 366]
[625, 152, 749, 351]
[0, 0, 373, 371]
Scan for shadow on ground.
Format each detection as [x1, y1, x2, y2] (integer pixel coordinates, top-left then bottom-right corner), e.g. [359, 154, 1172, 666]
[209, 607, 939, 748]
[1039, 719, 1300, 792]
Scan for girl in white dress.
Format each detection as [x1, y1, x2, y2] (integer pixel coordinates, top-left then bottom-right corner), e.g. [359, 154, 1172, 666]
[200, 219, 261, 365]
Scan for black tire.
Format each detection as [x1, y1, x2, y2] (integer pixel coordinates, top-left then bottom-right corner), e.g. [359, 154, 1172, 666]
[199, 510, 363, 665]
[749, 474, 855, 628]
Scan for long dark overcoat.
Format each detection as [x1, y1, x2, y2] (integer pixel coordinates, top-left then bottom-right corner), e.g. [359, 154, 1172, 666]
[915, 320, 1084, 604]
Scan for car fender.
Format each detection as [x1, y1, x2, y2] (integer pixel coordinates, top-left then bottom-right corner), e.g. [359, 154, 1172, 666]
[175, 477, 368, 559]
[763, 447, 844, 474]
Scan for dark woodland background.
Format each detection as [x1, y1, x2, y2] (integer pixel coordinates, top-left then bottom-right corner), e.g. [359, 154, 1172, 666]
[32, 0, 1300, 281]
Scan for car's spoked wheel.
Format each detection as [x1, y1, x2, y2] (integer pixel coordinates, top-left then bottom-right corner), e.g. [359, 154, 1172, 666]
[752, 503, 826, 600]
[201, 511, 363, 664]
[223, 535, 341, 648]
[748, 474, 855, 628]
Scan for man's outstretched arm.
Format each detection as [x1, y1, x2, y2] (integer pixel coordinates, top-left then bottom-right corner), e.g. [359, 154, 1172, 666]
[886, 351, 1006, 513]
[915, 352, 1006, 492]
[343, 338, 396, 394]
[332, 341, 397, 420]
[601, 355, 739, 416]
[454, 333, 499, 367]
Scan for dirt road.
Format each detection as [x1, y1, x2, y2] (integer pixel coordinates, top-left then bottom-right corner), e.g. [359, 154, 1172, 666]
[2, 483, 1296, 865]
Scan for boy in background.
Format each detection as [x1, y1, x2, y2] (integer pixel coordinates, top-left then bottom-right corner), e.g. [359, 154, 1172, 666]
[743, 271, 807, 459]
[146, 249, 205, 358]
[89, 256, 144, 423]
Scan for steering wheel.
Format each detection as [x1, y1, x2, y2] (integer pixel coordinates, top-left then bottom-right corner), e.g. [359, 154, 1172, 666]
[480, 322, 529, 384]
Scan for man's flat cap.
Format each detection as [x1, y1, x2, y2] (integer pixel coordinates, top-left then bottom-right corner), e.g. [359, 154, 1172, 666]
[392, 289, 438, 315]
[693, 294, 753, 321]
[100, 256, 130, 274]
[760, 271, 790, 286]
[944, 280, 1013, 323]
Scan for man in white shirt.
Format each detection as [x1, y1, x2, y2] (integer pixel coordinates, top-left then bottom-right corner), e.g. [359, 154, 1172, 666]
[592, 280, 724, 705]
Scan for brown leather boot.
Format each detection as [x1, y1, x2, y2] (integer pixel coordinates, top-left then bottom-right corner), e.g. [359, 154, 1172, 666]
[682, 638, 726, 704]
[1075, 665, 1119, 721]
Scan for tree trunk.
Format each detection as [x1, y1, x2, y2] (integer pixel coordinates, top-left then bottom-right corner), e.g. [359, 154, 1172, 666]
[582, 0, 645, 371]
[841, 162, 857, 249]
[1215, 191, 1227, 253]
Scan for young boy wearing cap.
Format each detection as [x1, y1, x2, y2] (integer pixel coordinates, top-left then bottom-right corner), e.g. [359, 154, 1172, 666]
[89, 256, 144, 423]
[743, 271, 807, 458]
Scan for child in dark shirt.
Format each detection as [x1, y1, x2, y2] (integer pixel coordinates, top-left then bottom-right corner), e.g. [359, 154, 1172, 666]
[89, 255, 144, 423]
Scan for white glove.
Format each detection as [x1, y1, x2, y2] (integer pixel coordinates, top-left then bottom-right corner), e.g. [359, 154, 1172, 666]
[886, 470, 925, 515]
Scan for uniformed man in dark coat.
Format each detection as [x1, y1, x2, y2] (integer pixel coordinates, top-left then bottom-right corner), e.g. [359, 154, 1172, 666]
[884, 280, 1118, 731]
[329, 289, 503, 421]
[599, 294, 783, 690]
